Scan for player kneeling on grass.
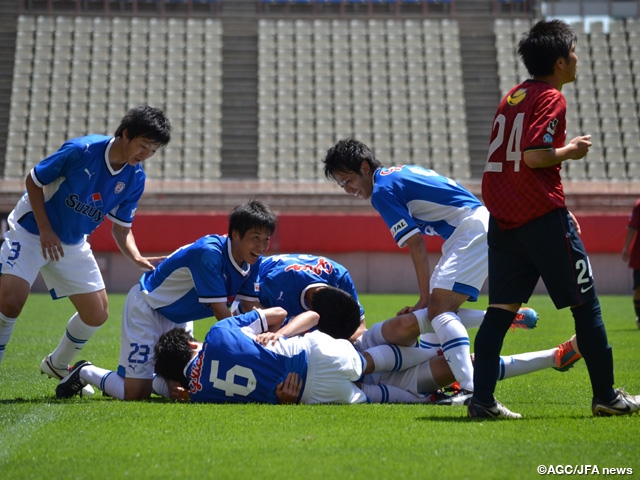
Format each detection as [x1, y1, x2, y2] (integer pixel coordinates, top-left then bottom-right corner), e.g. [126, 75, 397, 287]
[55, 200, 276, 401]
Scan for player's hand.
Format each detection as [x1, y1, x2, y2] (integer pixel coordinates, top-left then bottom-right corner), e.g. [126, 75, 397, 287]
[167, 380, 190, 402]
[622, 248, 630, 263]
[568, 210, 581, 235]
[397, 297, 429, 316]
[566, 135, 592, 160]
[255, 331, 282, 346]
[135, 256, 166, 271]
[276, 372, 302, 404]
[39, 228, 64, 261]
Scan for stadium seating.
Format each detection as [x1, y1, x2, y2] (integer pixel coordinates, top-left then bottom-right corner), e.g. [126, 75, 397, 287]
[494, 17, 640, 181]
[5, 15, 223, 181]
[5, 12, 639, 183]
[256, 17, 470, 182]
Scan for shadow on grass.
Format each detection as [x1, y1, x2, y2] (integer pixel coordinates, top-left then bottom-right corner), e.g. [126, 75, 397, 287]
[0, 396, 174, 405]
[414, 412, 594, 422]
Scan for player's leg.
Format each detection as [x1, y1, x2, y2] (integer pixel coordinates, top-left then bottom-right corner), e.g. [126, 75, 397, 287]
[0, 227, 47, 364]
[427, 288, 474, 393]
[632, 270, 640, 328]
[0, 274, 30, 364]
[41, 242, 107, 372]
[535, 209, 618, 406]
[470, 214, 538, 413]
[47, 290, 108, 368]
[361, 342, 438, 375]
[359, 382, 434, 403]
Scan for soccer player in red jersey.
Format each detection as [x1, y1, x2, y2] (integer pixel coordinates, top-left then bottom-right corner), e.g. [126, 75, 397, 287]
[468, 19, 640, 418]
[622, 198, 640, 329]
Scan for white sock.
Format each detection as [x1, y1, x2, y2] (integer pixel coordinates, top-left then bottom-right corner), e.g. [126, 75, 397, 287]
[49, 313, 101, 369]
[456, 308, 486, 329]
[417, 333, 440, 352]
[0, 312, 17, 364]
[416, 362, 441, 394]
[431, 312, 474, 391]
[366, 344, 434, 373]
[81, 365, 125, 400]
[152, 375, 171, 398]
[361, 382, 432, 403]
[498, 348, 555, 380]
[414, 308, 434, 334]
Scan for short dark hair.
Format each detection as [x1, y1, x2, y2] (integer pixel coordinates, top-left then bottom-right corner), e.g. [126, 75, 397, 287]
[228, 199, 277, 238]
[518, 19, 577, 77]
[114, 105, 172, 146]
[322, 138, 382, 182]
[309, 286, 361, 340]
[154, 328, 195, 389]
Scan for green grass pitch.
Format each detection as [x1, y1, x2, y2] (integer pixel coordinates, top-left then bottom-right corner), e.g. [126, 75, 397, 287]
[1, 293, 639, 479]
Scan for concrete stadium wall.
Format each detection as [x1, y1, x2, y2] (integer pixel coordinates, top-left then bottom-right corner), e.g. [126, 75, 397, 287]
[27, 211, 635, 297]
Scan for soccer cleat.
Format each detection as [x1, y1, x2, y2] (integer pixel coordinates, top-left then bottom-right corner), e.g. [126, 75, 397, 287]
[511, 307, 538, 330]
[592, 388, 640, 417]
[553, 335, 582, 372]
[41, 355, 95, 396]
[56, 360, 92, 399]
[433, 388, 473, 406]
[467, 397, 522, 419]
[636, 317, 640, 330]
[41, 354, 68, 380]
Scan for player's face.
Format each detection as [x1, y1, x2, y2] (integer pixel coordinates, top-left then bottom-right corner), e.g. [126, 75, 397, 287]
[565, 43, 578, 83]
[123, 135, 162, 166]
[232, 228, 272, 265]
[332, 166, 374, 200]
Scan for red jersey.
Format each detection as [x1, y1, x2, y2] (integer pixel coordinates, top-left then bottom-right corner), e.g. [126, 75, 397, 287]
[482, 80, 568, 230]
[628, 198, 640, 270]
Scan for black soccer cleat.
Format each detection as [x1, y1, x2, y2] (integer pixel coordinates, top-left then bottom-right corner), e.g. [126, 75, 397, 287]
[56, 360, 92, 399]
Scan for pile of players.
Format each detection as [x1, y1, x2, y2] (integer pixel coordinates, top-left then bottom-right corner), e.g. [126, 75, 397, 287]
[1, 19, 638, 418]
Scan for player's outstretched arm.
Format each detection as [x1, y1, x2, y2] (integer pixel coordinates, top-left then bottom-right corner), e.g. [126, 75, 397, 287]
[111, 223, 158, 270]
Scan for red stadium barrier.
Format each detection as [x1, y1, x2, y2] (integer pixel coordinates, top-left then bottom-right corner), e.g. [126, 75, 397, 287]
[88, 212, 628, 254]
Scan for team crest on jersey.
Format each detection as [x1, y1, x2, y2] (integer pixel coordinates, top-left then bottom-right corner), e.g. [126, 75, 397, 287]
[391, 219, 408, 236]
[114, 182, 125, 194]
[543, 133, 553, 144]
[507, 88, 527, 106]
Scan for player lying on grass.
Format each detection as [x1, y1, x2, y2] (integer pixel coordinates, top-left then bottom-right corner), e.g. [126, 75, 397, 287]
[256, 295, 580, 404]
[55, 200, 276, 401]
[0, 105, 171, 397]
[257, 253, 538, 345]
[56, 287, 581, 404]
[60, 288, 375, 404]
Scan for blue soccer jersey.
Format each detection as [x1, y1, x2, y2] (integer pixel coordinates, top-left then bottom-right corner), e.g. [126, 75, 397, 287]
[13, 135, 145, 245]
[258, 254, 364, 320]
[187, 309, 308, 404]
[371, 165, 483, 247]
[139, 235, 261, 323]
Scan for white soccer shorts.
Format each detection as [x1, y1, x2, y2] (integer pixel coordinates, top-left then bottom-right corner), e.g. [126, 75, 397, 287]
[119, 284, 193, 380]
[299, 330, 367, 404]
[1, 223, 104, 298]
[431, 206, 489, 299]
